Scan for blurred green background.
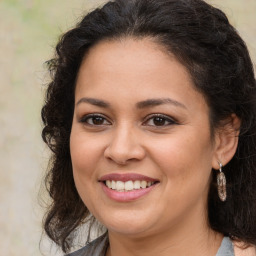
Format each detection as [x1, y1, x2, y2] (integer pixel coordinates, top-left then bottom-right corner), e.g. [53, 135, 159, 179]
[0, 0, 255, 255]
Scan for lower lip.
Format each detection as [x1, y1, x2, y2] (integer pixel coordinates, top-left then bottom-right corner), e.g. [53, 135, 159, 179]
[101, 182, 157, 202]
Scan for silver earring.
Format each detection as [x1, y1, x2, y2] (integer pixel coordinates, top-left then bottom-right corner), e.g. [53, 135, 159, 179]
[217, 162, 227, 201]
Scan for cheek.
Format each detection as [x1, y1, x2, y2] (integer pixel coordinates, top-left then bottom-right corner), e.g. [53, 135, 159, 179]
[70, 130, 103, 189]
[70, 129, 103, 210]
[147, 128, 214, 184]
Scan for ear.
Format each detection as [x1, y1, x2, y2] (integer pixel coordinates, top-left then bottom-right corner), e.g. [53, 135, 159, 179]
[212, 114, 241, 170]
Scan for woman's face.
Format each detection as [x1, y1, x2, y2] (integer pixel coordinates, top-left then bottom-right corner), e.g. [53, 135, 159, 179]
[70, 38, 218, 237]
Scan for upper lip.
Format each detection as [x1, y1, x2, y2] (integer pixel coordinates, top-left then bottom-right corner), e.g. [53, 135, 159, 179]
[99, 173, 159, 182]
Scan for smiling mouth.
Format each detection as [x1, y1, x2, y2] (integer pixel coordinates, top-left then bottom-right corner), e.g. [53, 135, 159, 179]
[103, 180, 159, 192]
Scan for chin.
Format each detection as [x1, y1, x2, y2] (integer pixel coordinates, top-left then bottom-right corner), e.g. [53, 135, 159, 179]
[108, 223, 152, 237]
[96, 210, 157, 237]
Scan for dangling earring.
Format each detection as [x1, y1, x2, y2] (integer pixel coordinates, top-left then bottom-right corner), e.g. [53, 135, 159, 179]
[217, 162, 227, 201]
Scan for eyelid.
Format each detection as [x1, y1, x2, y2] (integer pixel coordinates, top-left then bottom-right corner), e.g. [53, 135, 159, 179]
[142, 113, 177, 126]
[78, 113, 177, 127]
[79, 113, 112, 125]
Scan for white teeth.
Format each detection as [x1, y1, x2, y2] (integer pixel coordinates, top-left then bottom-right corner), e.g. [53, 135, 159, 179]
[111, 180, 116, 189]
[105, 180, 155, 191]
[106, 180, 112, 189]
[141, 180, 147, 189]
[134, 180, 141, 189]
[116, 181, 125, 191]
[125, 181, 133, 191]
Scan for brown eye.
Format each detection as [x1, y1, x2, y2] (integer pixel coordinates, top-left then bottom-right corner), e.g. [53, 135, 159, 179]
[80, 114, 111, 126]
[143, 114, 176, 127]
[153, 117, 166, 126]
[91, 116, 105, 125]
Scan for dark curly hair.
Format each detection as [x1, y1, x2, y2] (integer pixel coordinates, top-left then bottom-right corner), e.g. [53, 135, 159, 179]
[41, 0, 256, 253]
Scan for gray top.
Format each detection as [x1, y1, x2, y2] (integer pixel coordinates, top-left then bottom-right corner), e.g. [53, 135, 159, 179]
[66, 234, 108, 256]
[216, 237, 234, 256]
[66, 234, 234, 256]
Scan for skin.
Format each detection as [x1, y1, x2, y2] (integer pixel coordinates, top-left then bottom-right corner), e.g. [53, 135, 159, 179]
[70, 38, 239, 256]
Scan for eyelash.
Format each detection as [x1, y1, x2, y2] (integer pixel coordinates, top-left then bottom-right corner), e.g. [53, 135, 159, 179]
[79, 114, 111, 126]
[79, 113, 177, 127]
[143, 114, 177, 127]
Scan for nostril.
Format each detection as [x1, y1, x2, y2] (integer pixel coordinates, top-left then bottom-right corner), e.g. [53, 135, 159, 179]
[104, 135, 146, 164]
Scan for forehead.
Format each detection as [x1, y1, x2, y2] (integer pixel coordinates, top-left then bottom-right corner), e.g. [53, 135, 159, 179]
[79, 37, 175, 77]
[75, 38, 208, 114]
[76, 38, 191, 91]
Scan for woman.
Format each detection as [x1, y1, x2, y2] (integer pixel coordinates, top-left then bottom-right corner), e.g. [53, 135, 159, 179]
[41, 0, 256, 255]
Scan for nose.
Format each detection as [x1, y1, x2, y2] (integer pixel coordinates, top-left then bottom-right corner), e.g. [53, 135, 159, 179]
[104, 125, 146, 165]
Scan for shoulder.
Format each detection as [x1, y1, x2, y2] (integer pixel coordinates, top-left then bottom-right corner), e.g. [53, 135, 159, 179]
[234, 242, 256, 256]
[65, 233, 108, 256]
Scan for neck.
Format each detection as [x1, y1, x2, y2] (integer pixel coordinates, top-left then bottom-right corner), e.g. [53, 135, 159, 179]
[106, 207, 223, 256]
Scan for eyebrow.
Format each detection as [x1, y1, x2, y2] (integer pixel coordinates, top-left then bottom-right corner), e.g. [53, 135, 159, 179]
[136, 98, 187, 109]
[76, 97, 110, 108]
[76, 97, 186, 109]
